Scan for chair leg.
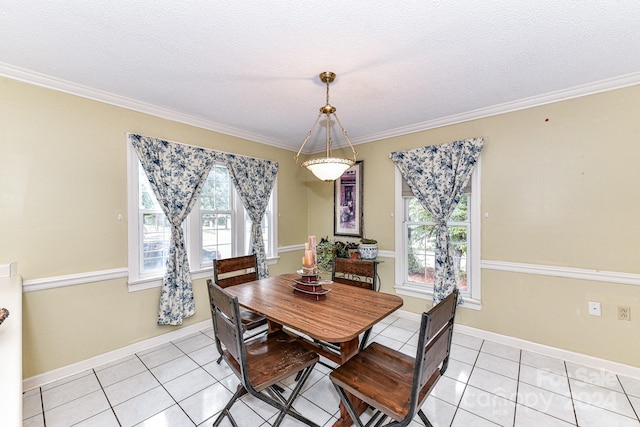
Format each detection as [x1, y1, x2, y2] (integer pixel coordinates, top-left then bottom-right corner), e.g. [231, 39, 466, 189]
[359, 328, 372, 352]
[252, 365, 320, 427]
[417, 409, 434, 427]
[212, 384, 245, 427]
[332, 383, 367, 427]
[272, 365, 315, 427]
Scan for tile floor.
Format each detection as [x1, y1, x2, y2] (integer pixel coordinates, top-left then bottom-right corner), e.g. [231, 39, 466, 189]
[23, 314, 640, 427]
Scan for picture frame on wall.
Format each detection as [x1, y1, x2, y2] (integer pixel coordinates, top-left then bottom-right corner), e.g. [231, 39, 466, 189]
[334, 161, 363, 237]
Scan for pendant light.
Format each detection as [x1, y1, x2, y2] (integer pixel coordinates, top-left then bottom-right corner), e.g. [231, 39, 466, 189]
[295, 71, 357, 181]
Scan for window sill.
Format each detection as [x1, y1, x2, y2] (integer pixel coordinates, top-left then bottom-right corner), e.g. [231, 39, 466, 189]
[127, 256, 280, 292]
[394, 283, 481, 311]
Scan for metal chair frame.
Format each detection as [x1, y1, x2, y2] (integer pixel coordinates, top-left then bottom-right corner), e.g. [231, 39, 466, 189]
[211, 254, 267, 363]
[330, 289, 459, 427]
[208, 282, 320, 427]
[330, 257, 378, 352]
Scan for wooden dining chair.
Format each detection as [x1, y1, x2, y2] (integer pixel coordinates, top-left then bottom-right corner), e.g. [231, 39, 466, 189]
[214, 254, 259, 289]
[329, 289, 459, 427]
[212, 254, 267, 339]
[208, 281, 321, 427]
[331, 257, 378, 351]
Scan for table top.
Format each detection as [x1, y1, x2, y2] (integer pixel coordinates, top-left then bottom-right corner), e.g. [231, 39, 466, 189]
[224, 273, 403, 343]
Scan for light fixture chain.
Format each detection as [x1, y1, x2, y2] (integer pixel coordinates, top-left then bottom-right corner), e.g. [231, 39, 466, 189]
[326, 77, 330, 106]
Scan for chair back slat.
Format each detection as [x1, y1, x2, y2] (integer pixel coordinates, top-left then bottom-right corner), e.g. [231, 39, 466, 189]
[214, 254, 258, 288]
[414, 289, 458, 399]
[419, 323, 453, 389]
[426, 291, 457, 340]
[332, 258, 377, 291]
[209, 281, 243, 365]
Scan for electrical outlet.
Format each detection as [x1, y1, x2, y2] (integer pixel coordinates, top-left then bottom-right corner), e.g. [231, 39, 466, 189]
[588, 301, 601, 316]
[617, 305, 631, 321]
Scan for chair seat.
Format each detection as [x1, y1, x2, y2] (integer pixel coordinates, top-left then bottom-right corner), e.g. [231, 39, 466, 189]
[240, 308, 267, 330]
[330, 342, 441, 422]
[224, 330, 319, 392]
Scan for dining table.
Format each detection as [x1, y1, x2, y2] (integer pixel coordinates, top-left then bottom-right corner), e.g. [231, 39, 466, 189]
[223, 272, 404, 427]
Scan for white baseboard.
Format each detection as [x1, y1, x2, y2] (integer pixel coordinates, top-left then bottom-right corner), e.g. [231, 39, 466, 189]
[22, 320, 211, 392]
[393, 309, 640, 380]
[24, 310, 640, 391]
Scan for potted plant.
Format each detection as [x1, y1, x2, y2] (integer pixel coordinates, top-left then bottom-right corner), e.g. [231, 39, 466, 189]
[346, 241, 360, 259]
[358, 237, 378, 260]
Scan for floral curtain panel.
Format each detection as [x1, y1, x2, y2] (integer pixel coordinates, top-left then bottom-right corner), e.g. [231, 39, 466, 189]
[129, 134, 216, 325]
[390, 137, 484, 304]
[223, 153, 278, 279]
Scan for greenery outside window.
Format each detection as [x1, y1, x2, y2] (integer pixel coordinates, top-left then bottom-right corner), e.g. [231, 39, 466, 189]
[128, 145, 276, 291]
[394, 163, 481, 309]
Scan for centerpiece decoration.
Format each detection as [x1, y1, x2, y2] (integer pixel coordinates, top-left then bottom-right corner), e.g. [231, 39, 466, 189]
[293, 235, 332, 300]
[301, 235, 318, 279]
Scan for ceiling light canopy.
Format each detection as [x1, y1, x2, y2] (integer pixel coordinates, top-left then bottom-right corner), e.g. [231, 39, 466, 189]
[295, 71, 357, 181]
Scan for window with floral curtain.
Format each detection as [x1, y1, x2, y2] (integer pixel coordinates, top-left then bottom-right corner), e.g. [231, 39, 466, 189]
[390, 137, 484, 304]
[129, 134, 279, 324]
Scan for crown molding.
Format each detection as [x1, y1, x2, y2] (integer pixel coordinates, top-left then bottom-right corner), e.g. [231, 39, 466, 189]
[3, 62, 639, 152]
[348, 71, 640, 145]
[0, 62, 290, 150]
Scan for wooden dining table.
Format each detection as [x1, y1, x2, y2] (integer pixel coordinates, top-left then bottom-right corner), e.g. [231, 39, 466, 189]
[224, 273, 404, 427]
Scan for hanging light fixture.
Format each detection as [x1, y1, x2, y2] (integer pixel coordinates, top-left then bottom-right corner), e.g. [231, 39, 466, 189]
[295, 71, 357, 181]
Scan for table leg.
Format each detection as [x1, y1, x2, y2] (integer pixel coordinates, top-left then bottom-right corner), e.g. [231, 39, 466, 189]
[332, 339, 368, 427]
[267, 319, 282, 333]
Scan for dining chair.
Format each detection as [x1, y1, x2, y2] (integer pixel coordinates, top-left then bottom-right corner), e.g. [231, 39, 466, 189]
[208, 281, 321, 427]
[212, 254, 267, 344]
[214, 254, 260, 289]
[329, 289, 459, 427]
[331, 257, 378, 351]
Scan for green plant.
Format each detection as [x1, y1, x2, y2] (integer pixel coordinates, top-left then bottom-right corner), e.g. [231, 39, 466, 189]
[360, 237, 377, 245]
[316, 238, 336, 272]
[334, 240, 359, 258]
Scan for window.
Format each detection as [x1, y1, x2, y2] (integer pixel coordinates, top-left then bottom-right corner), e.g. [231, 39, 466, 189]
[127, 145, 277, 291]
[394, 162, 481, 308]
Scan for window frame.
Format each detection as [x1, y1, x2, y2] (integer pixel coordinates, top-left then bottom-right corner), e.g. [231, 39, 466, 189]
[393, 160, 481, 309]
[127, 143, 278, 292]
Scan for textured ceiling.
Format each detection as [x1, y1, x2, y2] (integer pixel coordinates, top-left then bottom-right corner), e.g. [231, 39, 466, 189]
[1, 1, 639, 153]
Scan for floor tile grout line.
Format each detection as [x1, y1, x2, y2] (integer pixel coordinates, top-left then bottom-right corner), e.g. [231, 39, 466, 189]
[146, 336, 284, 426]
[568, 375, 640, 424]
[134, 349, 199, 426]
[617, 375, 640, 422]
[39, 370, 110, 425]
[511, 349, 522, 427]
[29, 328, 640, 427]
[564, 360, 580, 426]
[462, 339, 520, 426]
[40, 386, 47, 427]
[448, 336, 483, 426]
[92, 367, 123, 427]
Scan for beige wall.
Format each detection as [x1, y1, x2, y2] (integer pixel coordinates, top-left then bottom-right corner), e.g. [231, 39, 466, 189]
[3, 76, 639, 378]
[0, 77, 308, 377]
[309, 85, 640, 367]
